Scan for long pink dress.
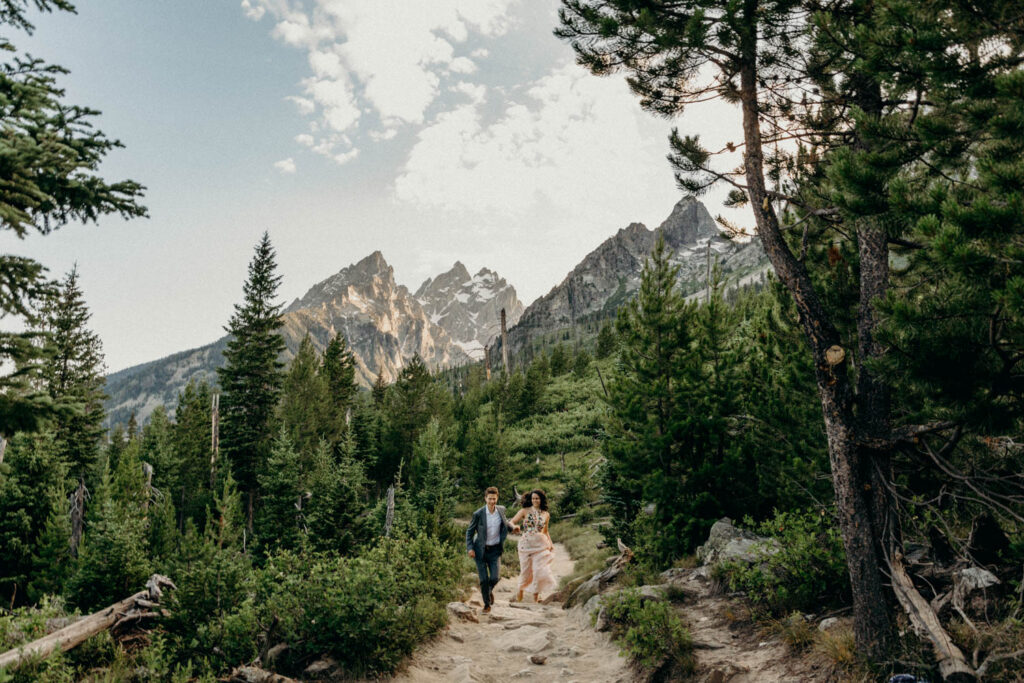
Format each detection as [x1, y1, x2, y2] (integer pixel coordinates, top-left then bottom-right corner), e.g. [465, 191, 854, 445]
[517, 509, 556, 596]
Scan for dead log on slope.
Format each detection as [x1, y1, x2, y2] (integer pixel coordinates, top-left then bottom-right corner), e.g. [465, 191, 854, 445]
[888, 552, 976, 682]
[229, 666, 301, 683]
[0, 574, 175, 671]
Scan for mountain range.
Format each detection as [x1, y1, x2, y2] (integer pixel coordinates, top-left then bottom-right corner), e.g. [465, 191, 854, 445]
[103, 197, 766, 426]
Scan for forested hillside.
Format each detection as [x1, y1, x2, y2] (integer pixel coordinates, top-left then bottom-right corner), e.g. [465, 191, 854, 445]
[2, 0, 1024, 681]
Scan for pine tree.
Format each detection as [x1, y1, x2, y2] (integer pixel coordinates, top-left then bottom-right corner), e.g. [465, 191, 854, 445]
[28, 481, 73, 601]
[0, 431, 66, 606]
[305, 431, 369, 554]
[379, 355, 451, 485]
[172, 379, 215, 530]
[595, 322, 616, 359]
[0, 1, 145, 435]
[68, 461, 151, 610]
[255, 429, 305, 551]
[277, 334, 329, 455]
[218, 232, 285, 530]
[322, 332, 359, 431]
[604, 235, 699, 560]
[37, 267, 107, 483]
[548, 344, 571, 376]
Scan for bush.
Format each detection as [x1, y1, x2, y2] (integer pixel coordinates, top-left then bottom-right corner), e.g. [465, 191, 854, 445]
[255, 532, 461, 677]
[600, 589, 695, 679]
[719, 508, 849, 616]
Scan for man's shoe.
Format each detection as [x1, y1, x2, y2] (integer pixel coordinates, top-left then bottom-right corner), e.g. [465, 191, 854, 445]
[482, 605, 491, 614]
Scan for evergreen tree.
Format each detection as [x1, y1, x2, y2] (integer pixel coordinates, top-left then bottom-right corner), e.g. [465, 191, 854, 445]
[172, 379, 215, 530]
[305, 431, 369, 554]
[0, 431, 66, 606]
[409, 420, 460, 544]
[322, 332, 359, 430]
[379, 355, 451, 485]
[595, 322, 616, 359]
[255, 430, 305, 551]
[277, 334, 329, 455]
[573, 348, 592, 378]
[68, 460, 151, 610]
[218, 232, 285, 530]
[139, 405, 177, 499]
[164, 469, 257, 670]
[28, 480, 73, 601]
[371, 373, 388, 406]
[604, 236, 698, 560]
[37, 267, 107, 483]
[0, 1, 146, 435]
[548, 344, 571, 376]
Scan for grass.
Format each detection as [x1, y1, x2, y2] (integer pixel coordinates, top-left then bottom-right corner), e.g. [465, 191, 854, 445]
[550, 519, 615, 589]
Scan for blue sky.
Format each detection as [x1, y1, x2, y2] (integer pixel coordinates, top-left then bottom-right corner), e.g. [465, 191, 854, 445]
[2, 0, 744, 372]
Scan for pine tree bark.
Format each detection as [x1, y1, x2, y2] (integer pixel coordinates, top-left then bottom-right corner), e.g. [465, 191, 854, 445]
[736, 43, 891, 656]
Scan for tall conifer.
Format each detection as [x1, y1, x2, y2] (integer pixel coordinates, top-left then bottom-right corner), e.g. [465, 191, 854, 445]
[38, 267, 107, 483]
[218, 232, 285, 530]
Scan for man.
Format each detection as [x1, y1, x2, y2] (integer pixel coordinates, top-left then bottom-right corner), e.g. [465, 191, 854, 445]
[466, 486, 518, 614]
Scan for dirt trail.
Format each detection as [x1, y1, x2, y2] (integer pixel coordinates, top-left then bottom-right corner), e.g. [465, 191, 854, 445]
[386, 543, 633, 683]
[668, 568, 831, 682]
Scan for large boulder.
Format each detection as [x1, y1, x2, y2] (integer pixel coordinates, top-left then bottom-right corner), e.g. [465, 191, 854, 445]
[565, 548, 633, 608]
[696, 518, 779, 566]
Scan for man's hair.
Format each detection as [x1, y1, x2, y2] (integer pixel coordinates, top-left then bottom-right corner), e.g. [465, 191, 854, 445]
[484, 486, 499, 496]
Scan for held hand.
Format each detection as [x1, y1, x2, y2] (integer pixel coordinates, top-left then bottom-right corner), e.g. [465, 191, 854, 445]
[468, 549, 476, 559]
[513, 525, 521, 534]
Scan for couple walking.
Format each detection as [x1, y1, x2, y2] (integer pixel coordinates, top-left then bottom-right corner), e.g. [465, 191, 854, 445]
[465, 486, 556, 613]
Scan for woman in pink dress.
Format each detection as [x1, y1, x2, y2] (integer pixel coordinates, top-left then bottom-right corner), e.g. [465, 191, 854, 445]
[508, 489, 557, 602]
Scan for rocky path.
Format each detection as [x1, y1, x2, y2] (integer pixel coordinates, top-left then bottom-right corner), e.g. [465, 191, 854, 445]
[661, 567, 831, 682]
[385, 544, 633, 683]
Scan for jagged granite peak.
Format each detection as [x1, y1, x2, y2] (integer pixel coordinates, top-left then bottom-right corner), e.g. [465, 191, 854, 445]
[415, 262, 524, 360]
[496, 197, 768, 362]
[286, 249, 395, 313]
[105, 250, 473, 427]
[658, 195, 720, 248]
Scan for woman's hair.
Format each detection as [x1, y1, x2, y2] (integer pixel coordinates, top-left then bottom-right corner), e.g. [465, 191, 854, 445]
[522, 489, 548, 511]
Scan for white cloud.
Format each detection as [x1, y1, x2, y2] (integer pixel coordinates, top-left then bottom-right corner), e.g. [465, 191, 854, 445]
[332, 149, 359, 164]
[274, 158, 297, 173]
[285, 95, 315, 115]
[295, 133, 315, 146]
[242, 0, 520, 152]
[451, 81, 487, 104]
[448, 56, 477, 74]
[241, 0, 266, 21]
[395, 62, 677, 221]
[471, 48, 490, 59]
[369, 128, 398, 141]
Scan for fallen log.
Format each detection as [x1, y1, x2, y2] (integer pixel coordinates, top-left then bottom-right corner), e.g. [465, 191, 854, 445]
[0, 574, 175, 672]
[229, 666, 301, 683]
[888, 553, 976, 682]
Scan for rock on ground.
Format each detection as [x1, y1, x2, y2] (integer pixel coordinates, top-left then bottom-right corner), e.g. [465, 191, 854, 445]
[379, 543, 632, 683]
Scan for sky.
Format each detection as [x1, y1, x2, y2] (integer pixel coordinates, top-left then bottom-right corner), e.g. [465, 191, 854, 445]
[1, 0, 746, 373]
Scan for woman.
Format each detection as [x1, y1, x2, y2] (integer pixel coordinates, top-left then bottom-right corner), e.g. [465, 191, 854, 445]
[508, 489, 557, 602]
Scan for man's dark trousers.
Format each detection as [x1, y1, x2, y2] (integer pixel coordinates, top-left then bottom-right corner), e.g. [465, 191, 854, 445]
[476, 544, 501, 608]
[466, 503, 510, 608]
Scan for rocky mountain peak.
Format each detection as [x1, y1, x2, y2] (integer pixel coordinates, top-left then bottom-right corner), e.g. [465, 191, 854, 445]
[657, 195, 719, 248]
[287, 250, 397, 313]
[414, 262, 523, 361]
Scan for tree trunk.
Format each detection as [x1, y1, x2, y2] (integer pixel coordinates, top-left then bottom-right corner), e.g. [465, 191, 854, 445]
[0, 575, 174, 671]
[735, 38, 891, 655]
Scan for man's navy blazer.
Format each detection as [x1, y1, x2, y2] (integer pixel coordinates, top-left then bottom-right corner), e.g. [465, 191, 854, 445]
[466, 504, 512, 557]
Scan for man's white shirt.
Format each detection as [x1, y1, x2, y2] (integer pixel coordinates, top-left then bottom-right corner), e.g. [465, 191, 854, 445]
[485, 507, 501, 545]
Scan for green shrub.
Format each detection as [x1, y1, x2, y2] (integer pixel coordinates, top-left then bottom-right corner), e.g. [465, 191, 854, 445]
[255, 532, 461, 677]
[720, 508, 849, 616]
[600, 589, 695, 679]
